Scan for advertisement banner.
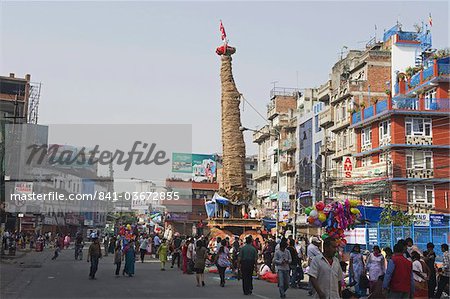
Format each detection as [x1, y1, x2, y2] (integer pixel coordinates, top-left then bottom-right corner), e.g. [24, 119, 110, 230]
[172, 153, 216, 182]
[430, 214, 447, 226]
[172, 153, 192, 173]
[344, 228, 366, 244]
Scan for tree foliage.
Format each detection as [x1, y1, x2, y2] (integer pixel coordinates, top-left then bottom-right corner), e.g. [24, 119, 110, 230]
[379, 204, 415, 226]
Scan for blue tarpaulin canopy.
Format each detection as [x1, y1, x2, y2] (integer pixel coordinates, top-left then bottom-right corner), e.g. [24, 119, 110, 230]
[357, 206, 383, 223]
[212, 192, 230, 205]
[205, 201, 216, 218]
[262, 218, 276, 230]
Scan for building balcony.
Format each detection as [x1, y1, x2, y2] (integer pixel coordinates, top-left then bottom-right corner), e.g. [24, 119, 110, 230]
[280, 162, 296, 174]
[252, 125, 270, 143]
[331, 116, 350, 132]
[272, 114, 290, 128]
[320, 140, 336, 154]
[267, 102, 278, 120]
[317, 80, 331, 102]
[319, 107, 334, 128]
[394, 57, 449, 97]
[407, 168, 434, 179]
[253, 163, 271, 180]
[331, 80, 369, 105]
[350, 97, 450, 127]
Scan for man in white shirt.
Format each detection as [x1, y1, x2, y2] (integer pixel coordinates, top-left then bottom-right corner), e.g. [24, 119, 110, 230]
[249, 208, 257, 219]
[309, 238, 343, 299]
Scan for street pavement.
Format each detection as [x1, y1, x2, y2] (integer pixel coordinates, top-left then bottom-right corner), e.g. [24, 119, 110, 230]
[1, 247, 309, 299]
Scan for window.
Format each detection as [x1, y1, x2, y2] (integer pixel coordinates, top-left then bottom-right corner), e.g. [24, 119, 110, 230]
[380, 152, 391, 163]
[406, 150, 433, 169]
[362, 156, 372, 167]
[405, 118, 432, 136]
[315, 115, 321, 132]
[379, 120, 391, 140]
[343, 131, 347, 148]
[349, 129, 354, 146]
[361, 127, 372, 146]
[424, 88, 437, 110]
[407, 185, 434, 204]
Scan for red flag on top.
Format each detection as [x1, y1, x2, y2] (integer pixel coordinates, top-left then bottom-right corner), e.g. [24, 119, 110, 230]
[220, 20, 227, 41]
[429, 13, 433, 27]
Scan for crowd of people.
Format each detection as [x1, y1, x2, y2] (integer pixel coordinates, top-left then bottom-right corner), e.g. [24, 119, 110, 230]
[5, 227, 449, 298]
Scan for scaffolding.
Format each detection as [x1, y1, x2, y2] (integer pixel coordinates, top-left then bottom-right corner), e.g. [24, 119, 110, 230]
[27, 82, 42, 124]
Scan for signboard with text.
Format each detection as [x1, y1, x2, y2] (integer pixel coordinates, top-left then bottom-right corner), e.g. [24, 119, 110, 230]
[344, 228, 366, 244]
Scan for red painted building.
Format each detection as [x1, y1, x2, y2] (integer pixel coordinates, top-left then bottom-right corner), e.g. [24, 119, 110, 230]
[349, 56, 450, 213]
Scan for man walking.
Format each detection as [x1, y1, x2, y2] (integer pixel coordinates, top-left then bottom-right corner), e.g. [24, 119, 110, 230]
[273, 238, 292, 298]
[239, 236, 258, 295]
[382, 243, 414, 298]
[309, 237, 343, 299]
[87, 237, 102, 280]
[171, 234, 182, 268]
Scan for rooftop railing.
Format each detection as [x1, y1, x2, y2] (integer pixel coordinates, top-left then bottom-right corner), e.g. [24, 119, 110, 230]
[351, 97, 450, 125]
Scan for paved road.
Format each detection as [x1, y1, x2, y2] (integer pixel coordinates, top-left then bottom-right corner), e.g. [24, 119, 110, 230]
[1, 248, 309, 299]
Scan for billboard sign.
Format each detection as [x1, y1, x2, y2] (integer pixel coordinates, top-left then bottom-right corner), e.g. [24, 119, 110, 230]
[172, 153, 216, 182]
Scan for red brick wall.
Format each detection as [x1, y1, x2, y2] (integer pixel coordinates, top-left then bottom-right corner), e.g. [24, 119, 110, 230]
[433, 116, 450, 146]
[391, 115, 405, 144]
[437, 83, 449, 98]
[275, 96, 297, 114]
[435, 184, 450, 211]
[434, 149, 450, 179]
[391, 149, 406, 178]
[392, 183, 408, 210]
[367, 65, 391, 93]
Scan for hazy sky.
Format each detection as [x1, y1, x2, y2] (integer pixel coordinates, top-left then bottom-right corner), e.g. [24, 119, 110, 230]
[1, 1, 448, 155]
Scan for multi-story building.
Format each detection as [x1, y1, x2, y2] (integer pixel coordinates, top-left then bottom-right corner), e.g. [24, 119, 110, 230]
[349, 25, 449, 213]
[0, 73, 31, 124]
[253, 87, 299, 218]
[319, 43, 391, 201]
[297, 101, 325, 208]
[244, 155, 258, 204]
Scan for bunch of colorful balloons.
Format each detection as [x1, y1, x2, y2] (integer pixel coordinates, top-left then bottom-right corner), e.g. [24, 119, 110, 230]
[118, 224, 136, 241]
[305, 199, 361, 245]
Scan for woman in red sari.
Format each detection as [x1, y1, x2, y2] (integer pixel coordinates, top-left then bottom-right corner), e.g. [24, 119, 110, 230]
[181, 238, 189, 274]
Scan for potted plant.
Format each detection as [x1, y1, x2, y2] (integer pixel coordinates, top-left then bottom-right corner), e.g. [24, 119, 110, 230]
[371, 97, 379, 105]
[385, 89, 391, 96]
[405, 66, 415, 79]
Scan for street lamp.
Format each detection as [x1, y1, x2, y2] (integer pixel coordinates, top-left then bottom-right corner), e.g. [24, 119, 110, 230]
[240, 126, 281, 236]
